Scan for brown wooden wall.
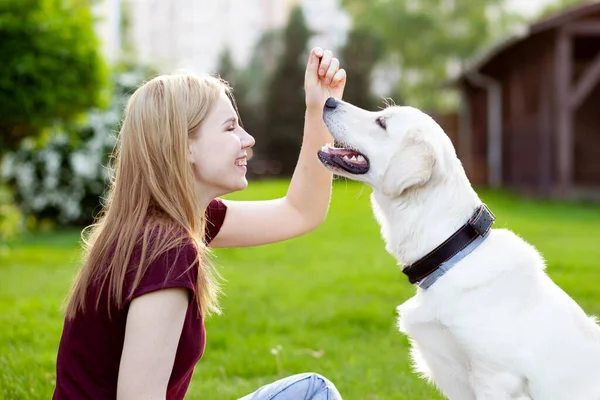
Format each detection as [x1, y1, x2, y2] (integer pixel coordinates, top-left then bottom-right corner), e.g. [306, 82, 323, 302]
[459, 32, 562, 194]
[432, 112, 459, 147]
[574, 79, 600, 185]
[456, 9, 600, 197]
[572, 34, 600, 186]
[464, 86, 489, 186]
[488, 33, 556, 194]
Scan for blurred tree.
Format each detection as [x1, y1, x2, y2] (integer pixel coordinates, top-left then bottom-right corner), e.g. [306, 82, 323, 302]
[0, 0, 108, 155]
[217, 46, 261, 169]
[340, 26, 385, 111]
[1, 60, 156, 227]
[227, 29, 283, 175]
[263, 5, 311, 176]
[237, 29, 284, 108]
[217, 47, 238, 87]
[340, 0, 524, 112]
[537, 0, 589, 18]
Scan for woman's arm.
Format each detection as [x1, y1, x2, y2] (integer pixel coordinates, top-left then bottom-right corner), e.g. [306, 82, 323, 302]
[116, 288, 189, 400]
[209, 48, 346, 248]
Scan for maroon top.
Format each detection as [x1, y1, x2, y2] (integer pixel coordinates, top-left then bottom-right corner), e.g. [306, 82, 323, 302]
[53, 199, 227, 400]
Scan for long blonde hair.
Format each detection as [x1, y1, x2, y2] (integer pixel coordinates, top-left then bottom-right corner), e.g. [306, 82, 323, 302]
[65, 73, 232, 319]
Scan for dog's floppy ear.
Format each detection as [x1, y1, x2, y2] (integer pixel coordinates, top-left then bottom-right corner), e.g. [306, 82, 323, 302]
[381, 132, 436, 197]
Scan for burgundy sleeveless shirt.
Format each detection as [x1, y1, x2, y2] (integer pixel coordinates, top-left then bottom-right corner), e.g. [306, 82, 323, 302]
[53, 198, 227, 399]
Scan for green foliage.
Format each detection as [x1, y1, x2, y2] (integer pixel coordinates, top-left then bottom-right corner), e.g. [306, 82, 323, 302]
[340, 0, 525, 111]
[340, 26, 385, 111]
[263, 5, 311, 176]
[216, 46, 266, 176]
[0, 0, 108, 153]
[1, 61, 156, 227]
[227, 30, 284, 176]
[537, 0, 590, 19]
[216, 48, 238, 87]
[236, 29, 284, 109]
[0, 182, 24, 248]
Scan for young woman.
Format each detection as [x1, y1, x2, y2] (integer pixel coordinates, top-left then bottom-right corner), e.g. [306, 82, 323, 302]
[52, 47, 346, 400]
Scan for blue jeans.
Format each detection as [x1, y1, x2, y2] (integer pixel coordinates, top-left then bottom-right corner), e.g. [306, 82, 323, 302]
[238, 372, 343, 400]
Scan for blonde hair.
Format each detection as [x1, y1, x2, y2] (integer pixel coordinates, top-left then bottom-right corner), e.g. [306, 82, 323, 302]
[65, 73, 233, 319]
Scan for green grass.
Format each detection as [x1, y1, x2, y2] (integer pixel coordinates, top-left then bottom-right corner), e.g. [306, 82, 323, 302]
[1, 180, 600, 399]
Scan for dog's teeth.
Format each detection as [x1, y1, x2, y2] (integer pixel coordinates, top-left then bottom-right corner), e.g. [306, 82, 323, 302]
[351, 156, 357, 161]
[343, 155, 350, 161]
[357, 155, 365, 162]
[321, 145, 329, 153]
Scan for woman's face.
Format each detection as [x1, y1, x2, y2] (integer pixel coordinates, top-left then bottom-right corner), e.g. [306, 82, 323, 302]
[188, 92, 255, 200]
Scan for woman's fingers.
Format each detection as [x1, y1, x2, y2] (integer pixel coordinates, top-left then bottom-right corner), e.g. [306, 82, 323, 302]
[318, 50, 333, 77]
[325, 57, 340, 85]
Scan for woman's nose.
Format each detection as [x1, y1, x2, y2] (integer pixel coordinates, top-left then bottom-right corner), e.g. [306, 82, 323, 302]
[241, 129, 255, 149]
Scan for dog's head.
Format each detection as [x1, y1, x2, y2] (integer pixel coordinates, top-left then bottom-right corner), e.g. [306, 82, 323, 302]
[317, 97, 457, 198]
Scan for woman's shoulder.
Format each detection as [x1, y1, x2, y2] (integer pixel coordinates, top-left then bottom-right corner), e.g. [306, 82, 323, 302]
[206, 198, 227, 221]
[205, 198, 228, 244]
[126, 229, 199, 302]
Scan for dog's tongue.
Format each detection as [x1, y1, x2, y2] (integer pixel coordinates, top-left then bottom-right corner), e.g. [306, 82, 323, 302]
[328, 147, 360, 157]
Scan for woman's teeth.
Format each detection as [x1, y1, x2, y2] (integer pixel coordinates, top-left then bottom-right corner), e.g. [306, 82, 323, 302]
[235, 158, 247, 166]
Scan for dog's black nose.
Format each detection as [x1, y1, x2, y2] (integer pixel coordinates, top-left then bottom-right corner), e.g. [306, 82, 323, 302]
[324, 97, 338, 110]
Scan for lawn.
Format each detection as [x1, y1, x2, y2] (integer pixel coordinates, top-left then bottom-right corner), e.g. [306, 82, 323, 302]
[1, 180, 600, 399]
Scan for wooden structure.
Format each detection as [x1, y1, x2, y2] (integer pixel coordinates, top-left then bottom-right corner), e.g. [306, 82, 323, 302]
[451, 2, 600, 199]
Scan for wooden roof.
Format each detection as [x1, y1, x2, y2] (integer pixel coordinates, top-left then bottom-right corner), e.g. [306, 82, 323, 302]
[449, 1, 600, 83]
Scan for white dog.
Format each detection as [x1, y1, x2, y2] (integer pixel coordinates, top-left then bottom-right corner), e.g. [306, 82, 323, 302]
[317, 97, 600, 399]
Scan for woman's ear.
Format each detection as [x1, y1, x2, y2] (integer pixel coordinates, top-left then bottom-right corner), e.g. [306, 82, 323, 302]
[188, 143, 195, 164]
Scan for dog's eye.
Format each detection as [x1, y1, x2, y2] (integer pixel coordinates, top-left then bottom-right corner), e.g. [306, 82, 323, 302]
[376, 116, 387, 130]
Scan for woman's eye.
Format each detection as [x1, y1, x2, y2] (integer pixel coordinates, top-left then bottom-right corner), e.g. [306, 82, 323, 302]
[227, 124, 235, 131]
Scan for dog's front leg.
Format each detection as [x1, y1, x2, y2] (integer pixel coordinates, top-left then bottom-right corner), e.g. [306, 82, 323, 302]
[409, 340, 475, 400]
[399, 318, 475, 400]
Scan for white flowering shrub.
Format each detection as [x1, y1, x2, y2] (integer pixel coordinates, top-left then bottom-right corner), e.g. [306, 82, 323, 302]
[1, 63, 155, 226]
[1, 116, 116, 225]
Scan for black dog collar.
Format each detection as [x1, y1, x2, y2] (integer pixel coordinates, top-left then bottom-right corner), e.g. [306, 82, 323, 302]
[402, 204, 495, 285]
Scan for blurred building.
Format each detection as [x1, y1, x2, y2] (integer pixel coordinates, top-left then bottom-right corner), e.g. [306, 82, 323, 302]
[450, 1, 600, 200]
[93, 0, 122, 64]
[92, 0, 350, 74]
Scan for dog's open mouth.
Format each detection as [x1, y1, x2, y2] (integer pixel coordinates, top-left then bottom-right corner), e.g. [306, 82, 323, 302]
[317, 141, 370, 174]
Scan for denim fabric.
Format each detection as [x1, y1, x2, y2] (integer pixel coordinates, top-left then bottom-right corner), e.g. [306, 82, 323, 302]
[238, 372, 343, 400]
